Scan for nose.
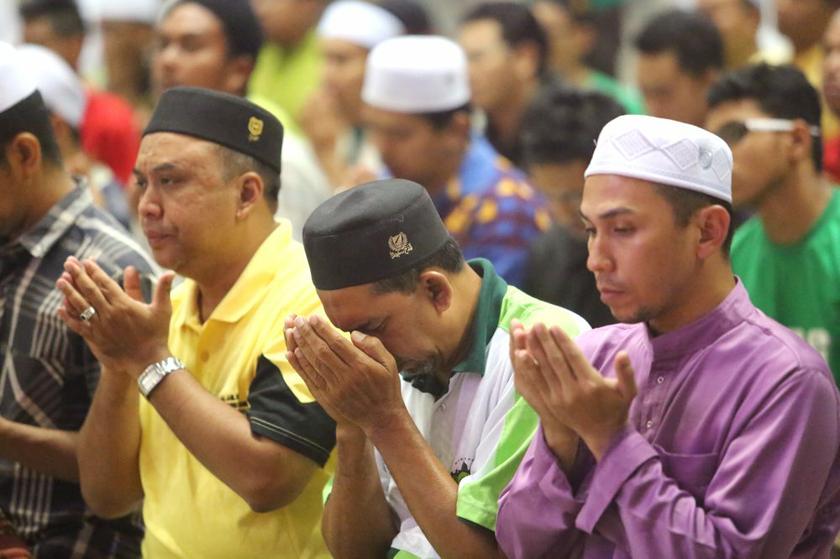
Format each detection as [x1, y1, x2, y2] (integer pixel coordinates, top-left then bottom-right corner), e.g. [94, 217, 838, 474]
[586, 234, 613, 274]
[137, 184, 163, 221]
[154, 41, 180, 77]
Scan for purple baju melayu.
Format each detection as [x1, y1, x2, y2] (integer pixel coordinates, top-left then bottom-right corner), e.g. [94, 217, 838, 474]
[497, 281, 840, 558]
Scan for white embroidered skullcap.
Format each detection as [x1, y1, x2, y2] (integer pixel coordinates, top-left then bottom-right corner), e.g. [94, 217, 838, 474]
[17, 44, 87, 128]
[362, 35, 470, 113]
[585, 115, 733, 203]
[100, 0, 160, 23]
[0, 42, 38, 115]
[318, 1, 405, 50]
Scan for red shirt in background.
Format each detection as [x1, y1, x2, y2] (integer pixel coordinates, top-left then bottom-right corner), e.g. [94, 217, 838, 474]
[80, 89, 140, 186]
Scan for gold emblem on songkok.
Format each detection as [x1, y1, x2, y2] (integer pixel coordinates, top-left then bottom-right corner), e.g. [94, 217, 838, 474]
[388, 232, 414, 259]
[248, 116, 264, 142]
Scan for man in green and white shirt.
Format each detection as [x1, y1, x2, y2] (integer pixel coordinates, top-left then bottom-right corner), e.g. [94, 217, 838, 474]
[286, 178, 589, 558]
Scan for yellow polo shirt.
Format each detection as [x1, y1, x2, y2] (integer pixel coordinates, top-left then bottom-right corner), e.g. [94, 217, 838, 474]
[138, 222, 335, 558]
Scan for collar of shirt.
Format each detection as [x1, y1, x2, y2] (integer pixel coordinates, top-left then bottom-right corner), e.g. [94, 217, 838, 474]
[8, 181, 90, 259]
[399, 258, 507, 399]
[644, 279, 751, 363]
[451, 258, 508, 374]
[180, 221, 294, 329]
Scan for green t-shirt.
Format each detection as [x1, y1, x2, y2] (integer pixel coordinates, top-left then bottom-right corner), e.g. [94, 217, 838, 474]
[247, 31, 322, 131]
[732, 189, 840, 383]
[585, 70, 646, 115]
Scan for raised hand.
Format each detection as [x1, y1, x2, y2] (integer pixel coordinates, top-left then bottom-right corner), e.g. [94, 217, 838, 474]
[285, 314, 406, 433]
[57, 257, 175, 376]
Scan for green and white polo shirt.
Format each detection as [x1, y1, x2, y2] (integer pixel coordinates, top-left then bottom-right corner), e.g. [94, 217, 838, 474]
[381, 259, 590, 558]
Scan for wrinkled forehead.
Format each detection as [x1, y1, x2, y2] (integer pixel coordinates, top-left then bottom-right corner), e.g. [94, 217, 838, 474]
[136, 132, 220, 170]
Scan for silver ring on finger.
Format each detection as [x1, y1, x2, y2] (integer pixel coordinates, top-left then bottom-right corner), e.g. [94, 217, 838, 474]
[79, 306, 97, 322]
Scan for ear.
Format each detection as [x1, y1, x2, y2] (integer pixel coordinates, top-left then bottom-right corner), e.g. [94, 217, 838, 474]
[418, 270, 454, 315]
[695, 205, 730, 260]
[786, 118, 815, 166]
[5, 132, 43, 179]
[235, 171, 265, 219]
[223, 55, 255, 96]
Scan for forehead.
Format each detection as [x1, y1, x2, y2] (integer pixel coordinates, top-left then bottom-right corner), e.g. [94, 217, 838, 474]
[136, 132, 218, 169]
[160, 3, 225, 38]
[317, 285, 384, 330]
[362, 105, 429, 130]
[533, 0, 572, 23]
[321, 38, 368, 59]
[581, 174, 671, 217]
[636, 51, 690, 82]
[459, 19, 504, 46]
[705, 98, 767, 130]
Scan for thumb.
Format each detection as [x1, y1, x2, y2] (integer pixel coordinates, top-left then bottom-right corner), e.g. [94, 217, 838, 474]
[151, 272, 175, 314]
[614, 351, 637, 403]
[351, 331, 395, 370]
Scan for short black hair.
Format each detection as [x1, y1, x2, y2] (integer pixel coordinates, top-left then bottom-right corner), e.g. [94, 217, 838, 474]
[0, 92, 63, 169]
[215, 145, 281, 212]
[372, 238, 465, 294]
[419, 103, 472, 131]
[652, 183, 734, 256]
[461, 2, 549, 77]
[521, 83, 625, 167]
[376, 0, 433, 34]
[635, 9, 724, 77]
[19, 0, 85, 37]
[708, 63, 823, 171]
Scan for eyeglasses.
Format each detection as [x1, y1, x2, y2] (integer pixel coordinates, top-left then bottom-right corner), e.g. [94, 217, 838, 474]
[713, 118, 821, 147]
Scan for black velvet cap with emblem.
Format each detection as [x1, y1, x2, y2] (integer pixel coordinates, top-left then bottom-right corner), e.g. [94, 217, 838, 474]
[303, 179, 453, 290]
[143, 86, 282, 174]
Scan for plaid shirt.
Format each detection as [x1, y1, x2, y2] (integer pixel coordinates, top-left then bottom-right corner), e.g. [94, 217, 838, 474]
[434, 135, 551, 288]
[0, 184, 155, 558]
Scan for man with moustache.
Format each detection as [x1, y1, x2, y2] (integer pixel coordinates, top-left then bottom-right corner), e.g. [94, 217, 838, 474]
[495, 114, 840, 557]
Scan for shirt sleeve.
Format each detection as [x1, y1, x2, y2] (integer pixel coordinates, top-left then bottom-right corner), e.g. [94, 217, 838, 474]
[576, 368, 840, 558]
[496, 427, 590, 559]
[246, 354, 336, 467]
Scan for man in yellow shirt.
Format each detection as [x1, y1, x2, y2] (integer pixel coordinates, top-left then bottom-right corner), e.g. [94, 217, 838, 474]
[57, 87, 335, 558]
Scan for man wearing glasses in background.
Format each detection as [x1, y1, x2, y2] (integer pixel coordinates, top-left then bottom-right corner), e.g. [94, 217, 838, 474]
[706, 63, 840, 384]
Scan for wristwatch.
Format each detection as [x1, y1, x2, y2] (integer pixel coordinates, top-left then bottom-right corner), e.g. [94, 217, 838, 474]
[138, 356, 185, 398]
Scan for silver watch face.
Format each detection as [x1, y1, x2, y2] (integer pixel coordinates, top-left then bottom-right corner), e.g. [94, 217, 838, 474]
[139, 358, 183, 397]
[141, 370, 160, 392]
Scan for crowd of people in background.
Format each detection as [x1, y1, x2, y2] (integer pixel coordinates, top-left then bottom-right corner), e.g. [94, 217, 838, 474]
[0, 0, 838, 557]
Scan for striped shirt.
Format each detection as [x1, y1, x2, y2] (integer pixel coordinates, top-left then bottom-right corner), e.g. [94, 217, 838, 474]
[0, 184, 156, 558]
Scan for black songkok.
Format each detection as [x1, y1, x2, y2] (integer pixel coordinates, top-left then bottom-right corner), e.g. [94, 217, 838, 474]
[166, 0, 264, 59]
[144, 87, 282, 174]
[303, 179, 453, 290]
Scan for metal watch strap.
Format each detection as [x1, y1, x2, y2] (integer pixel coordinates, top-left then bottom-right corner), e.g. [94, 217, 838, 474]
[138, 356, 185, 398]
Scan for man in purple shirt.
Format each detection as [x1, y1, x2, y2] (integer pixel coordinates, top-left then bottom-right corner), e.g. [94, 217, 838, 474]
[496, 114, 840, 558]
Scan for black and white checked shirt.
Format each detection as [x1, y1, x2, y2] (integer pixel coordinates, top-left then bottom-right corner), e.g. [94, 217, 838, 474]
[0, 185, 156, 558]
